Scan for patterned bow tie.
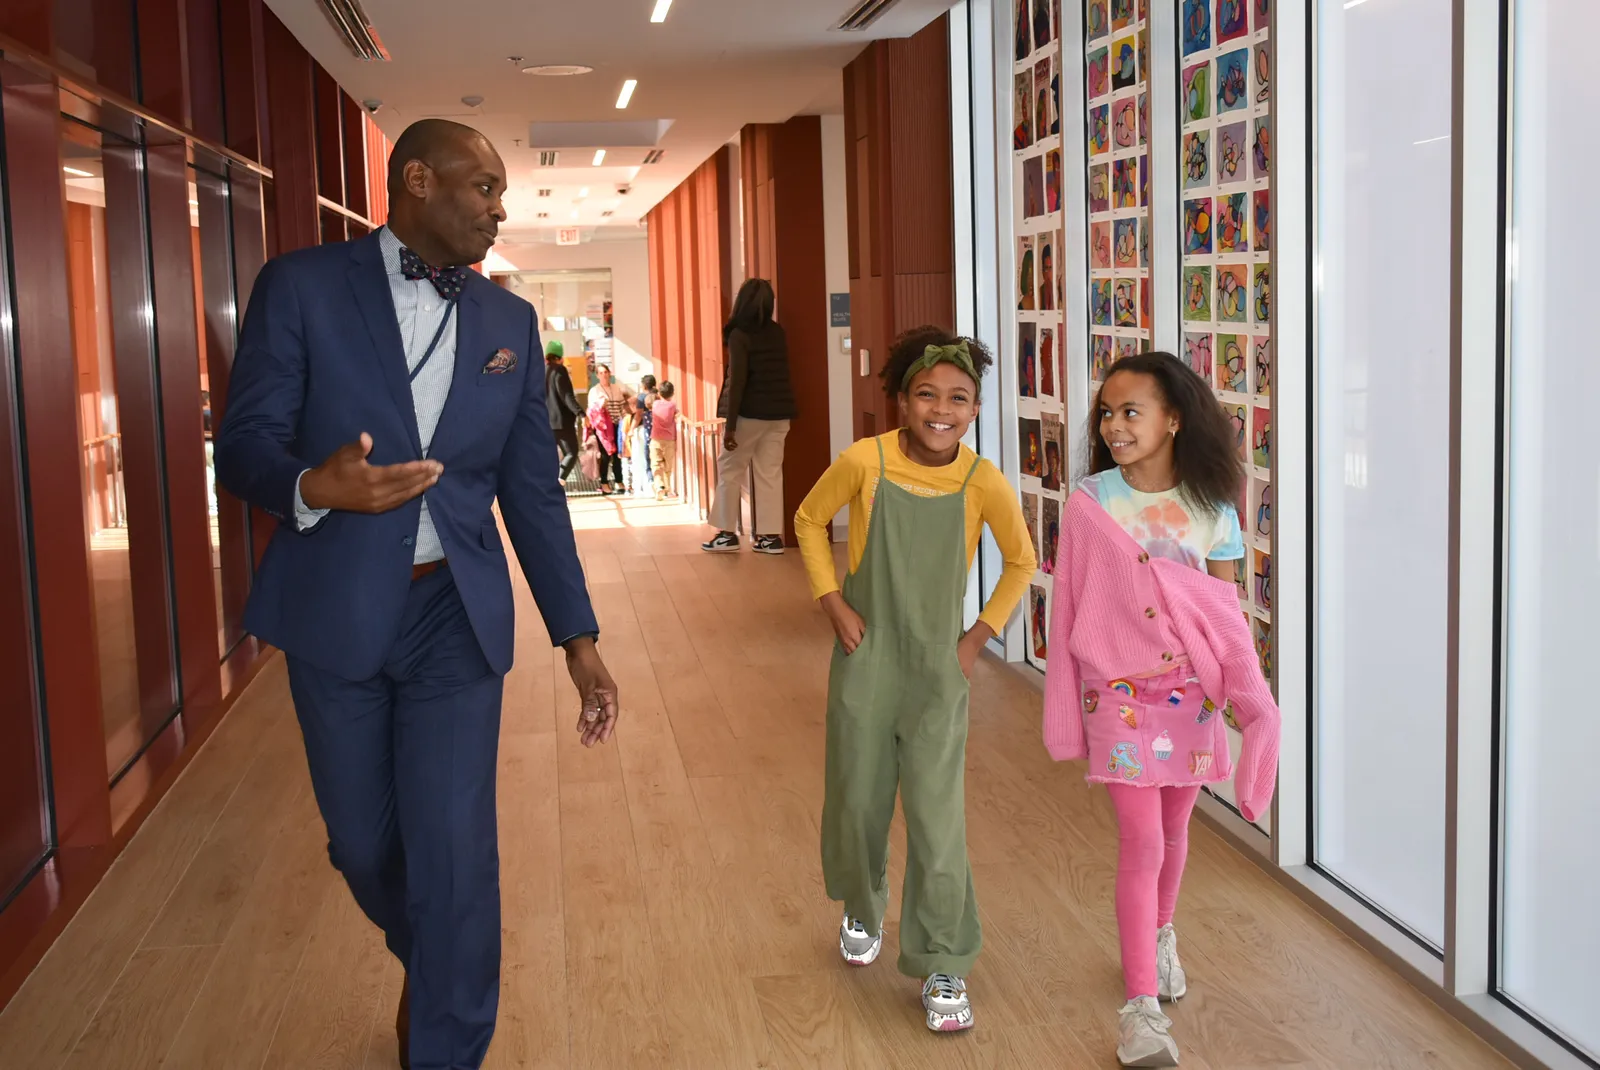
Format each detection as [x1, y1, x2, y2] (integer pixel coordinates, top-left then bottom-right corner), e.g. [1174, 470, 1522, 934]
[398, 246, 468, 301]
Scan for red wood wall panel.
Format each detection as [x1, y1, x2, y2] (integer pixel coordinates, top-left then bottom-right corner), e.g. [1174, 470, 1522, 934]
[184, 0, 225, 144]
[0, 1, 51, 54]
[0, 61, 110, 852]
[262, 9, 319, 253]
[844, 16, 956, 441]
[146, 143, 223, 726]
[342, 93, 369, 221]
[739, 117, 829, 547]
[135, 0, 189, 127]
[313, 66, 344, 204]
[219, 0, 264, 159]
[645, 149, 733, 425]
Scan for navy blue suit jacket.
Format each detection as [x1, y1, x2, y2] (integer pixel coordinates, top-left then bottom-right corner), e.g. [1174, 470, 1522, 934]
[214, 232, 598, 681]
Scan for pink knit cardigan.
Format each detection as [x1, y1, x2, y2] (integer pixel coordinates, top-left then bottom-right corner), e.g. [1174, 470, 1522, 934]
[1042, 490, 1281, 821]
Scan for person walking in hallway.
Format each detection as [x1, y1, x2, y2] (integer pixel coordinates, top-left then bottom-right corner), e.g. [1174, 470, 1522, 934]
[587, 363, 628, 494]
[794, 328, 1036, 1034]
[214, 118, 620, 1070]
[702, 277, 796, 555]
[544, 340, 583, 485]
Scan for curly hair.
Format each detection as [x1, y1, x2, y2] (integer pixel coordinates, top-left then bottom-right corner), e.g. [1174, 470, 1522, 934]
[879, 326, 995, 400]
[1085, 351, 1243, 514]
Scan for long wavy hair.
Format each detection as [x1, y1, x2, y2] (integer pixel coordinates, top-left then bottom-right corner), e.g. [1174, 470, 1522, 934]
[1085, 351, 1243, 514]
[723, 278, 775, 345]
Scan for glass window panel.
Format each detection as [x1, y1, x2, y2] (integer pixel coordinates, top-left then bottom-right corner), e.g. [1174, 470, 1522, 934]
[63, 115, 181, 780]
[1312, 0, 1452, 947]
[1500, 0, 1600, 1057]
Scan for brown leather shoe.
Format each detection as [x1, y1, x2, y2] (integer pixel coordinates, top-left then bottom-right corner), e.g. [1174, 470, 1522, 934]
[395, 974, 411, 1069]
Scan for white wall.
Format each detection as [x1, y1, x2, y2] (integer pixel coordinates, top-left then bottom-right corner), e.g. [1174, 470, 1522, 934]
[489, 236, 654, 381]
[820, 114, 852, 539]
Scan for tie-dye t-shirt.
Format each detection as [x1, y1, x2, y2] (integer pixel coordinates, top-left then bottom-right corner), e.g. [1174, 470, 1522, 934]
[1079, 468, 1243, 571]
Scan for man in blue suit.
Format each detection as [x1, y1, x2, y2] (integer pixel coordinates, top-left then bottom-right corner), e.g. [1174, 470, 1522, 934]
[215, 119, 618, 1070]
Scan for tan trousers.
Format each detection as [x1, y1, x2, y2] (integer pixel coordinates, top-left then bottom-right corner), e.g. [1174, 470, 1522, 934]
[649, 438, 677, 494]
[710, 417, 790, 536]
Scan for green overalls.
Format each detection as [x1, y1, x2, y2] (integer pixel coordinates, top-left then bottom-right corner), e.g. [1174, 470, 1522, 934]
[821, 437, 982, 979]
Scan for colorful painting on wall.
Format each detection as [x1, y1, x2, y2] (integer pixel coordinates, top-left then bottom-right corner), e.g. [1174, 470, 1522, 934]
[1177, 0, 1274, 700]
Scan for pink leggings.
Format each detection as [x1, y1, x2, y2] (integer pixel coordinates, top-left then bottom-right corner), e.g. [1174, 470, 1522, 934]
[1106, 783, 1202, 1001]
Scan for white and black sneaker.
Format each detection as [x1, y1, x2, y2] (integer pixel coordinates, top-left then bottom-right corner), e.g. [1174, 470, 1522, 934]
[839, 914, 882, 966]
[752, 535, 785, 555]
[701, 531, 739, 554]
[921, 974, 974, 1032]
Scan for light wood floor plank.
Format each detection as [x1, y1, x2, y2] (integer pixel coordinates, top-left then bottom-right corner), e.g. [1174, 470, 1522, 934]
[0, 499, 1514, 1069]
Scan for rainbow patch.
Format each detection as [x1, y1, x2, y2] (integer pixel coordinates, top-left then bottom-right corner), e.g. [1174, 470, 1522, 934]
[1109, 679, 1137, 699]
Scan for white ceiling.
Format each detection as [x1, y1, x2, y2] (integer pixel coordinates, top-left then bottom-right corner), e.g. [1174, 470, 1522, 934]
[265, 0, 955, 245]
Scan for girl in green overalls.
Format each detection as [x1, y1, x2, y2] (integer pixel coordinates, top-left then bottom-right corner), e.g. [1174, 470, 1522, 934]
[794, 327, 1037, 1033]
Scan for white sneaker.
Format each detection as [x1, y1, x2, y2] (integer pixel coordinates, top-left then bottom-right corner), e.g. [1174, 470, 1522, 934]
[839, 914, 882, 966]
[1157, 924, 1187, 1001]
[921, 973, 974, 1032]
[1117, 996, 1179, 1066]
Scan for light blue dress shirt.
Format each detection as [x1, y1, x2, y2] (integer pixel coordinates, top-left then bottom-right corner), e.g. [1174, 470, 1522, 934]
[294, 226, 452, 564]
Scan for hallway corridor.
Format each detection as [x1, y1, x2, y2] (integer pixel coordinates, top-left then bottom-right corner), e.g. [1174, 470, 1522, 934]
[0, 499, 1509, 1069]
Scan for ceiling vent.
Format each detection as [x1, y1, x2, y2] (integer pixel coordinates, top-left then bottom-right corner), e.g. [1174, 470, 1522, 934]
[642, 149, 665, 165]
[601, 210, 614, 218]
[538, 151, 560, 167]
[537, 212, 550, 219]
[833, 0, 902, 31]
[317, 0, 390, 60]
[537, 188, 552, 197]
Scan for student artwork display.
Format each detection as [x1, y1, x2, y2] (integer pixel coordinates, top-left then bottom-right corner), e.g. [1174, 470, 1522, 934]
[1180, 0, 1273, 827]
[1085, 0, 1150, 391]
[1015, 0, 1064, 671]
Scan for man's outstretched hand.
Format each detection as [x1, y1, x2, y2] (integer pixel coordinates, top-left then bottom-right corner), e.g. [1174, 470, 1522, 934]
[300, 433, 442, 513]
[565, 636, 619, 747]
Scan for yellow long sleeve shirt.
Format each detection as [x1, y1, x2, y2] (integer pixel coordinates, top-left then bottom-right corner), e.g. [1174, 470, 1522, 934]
[793, 432, 1037, 636]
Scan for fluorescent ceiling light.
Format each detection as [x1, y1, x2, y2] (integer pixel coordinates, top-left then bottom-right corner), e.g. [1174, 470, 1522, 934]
[616, 79, 637, 109]
[650, 0, 672, 21]
[1343, 0, 1371, 7]
[63, 166, 92, 177]
[578, 187, 589, 197]
[570, 210, 580, 219]
[592, 149, 607, 166]
[1413, 134, 1450, 146]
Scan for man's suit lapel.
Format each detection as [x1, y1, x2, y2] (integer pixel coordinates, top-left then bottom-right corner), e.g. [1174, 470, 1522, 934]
[347, 233, 424, 456]
[429, 281, 485, 460]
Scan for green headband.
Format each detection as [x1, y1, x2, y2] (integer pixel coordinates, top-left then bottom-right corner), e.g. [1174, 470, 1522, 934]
[902, 341, 979, 390]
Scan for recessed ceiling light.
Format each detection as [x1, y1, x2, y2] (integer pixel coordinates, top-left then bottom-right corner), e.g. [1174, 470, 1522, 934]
[522, 64, 594, 76]
[650, 0, 673, 22]
[616, 79, 637, 109]
[63, 166, 92, 177]
[570, 210, 580, 219]
[578, 187, 589, 198]
[592, 149, 606, 166]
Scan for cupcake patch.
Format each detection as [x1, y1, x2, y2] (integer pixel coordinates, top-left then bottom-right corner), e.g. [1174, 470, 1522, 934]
[1119, 704, 1138, 729]
[1190, 751, 1213, 776]
[1083, 690, 1099, 714]
[1152, 731, 1174, 760]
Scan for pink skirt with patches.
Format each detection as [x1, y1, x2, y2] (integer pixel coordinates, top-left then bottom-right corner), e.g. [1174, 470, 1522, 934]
[1079, 665, 1234, 788]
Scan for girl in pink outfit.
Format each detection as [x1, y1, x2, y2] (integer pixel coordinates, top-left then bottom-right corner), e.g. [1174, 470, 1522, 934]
[1043, 352, 1280, 1068]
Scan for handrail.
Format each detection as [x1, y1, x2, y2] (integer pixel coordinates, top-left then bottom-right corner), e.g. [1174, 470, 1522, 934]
[317, 195, 380, 232]
[0, 32, 275, 181]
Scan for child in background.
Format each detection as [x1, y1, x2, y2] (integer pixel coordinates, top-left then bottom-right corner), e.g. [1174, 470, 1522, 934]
[1042, 352, 1281, 1067]
[649, 382, 680, 500]
[794, 327, 1036, 1034]
[623, 395, 652, 497]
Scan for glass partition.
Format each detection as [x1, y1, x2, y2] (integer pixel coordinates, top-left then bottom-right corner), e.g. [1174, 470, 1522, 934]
[1311, 0, 1452, 948]
[1499, 0, 1600, 1057]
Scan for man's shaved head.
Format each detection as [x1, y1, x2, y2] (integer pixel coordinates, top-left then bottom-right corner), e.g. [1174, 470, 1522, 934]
[384, 119, 507, 267]
[387, 119, 485, 198]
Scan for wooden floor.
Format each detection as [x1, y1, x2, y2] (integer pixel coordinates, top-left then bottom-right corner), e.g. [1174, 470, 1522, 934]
[0, 498, 1510, 1069]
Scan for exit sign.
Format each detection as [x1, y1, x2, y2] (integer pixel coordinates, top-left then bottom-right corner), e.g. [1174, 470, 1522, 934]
[556, 228, 581, 246]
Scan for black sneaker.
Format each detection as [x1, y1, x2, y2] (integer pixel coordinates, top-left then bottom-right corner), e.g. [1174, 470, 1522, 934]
[753, 535, 785, 555]
[702, 532, 740, 554]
